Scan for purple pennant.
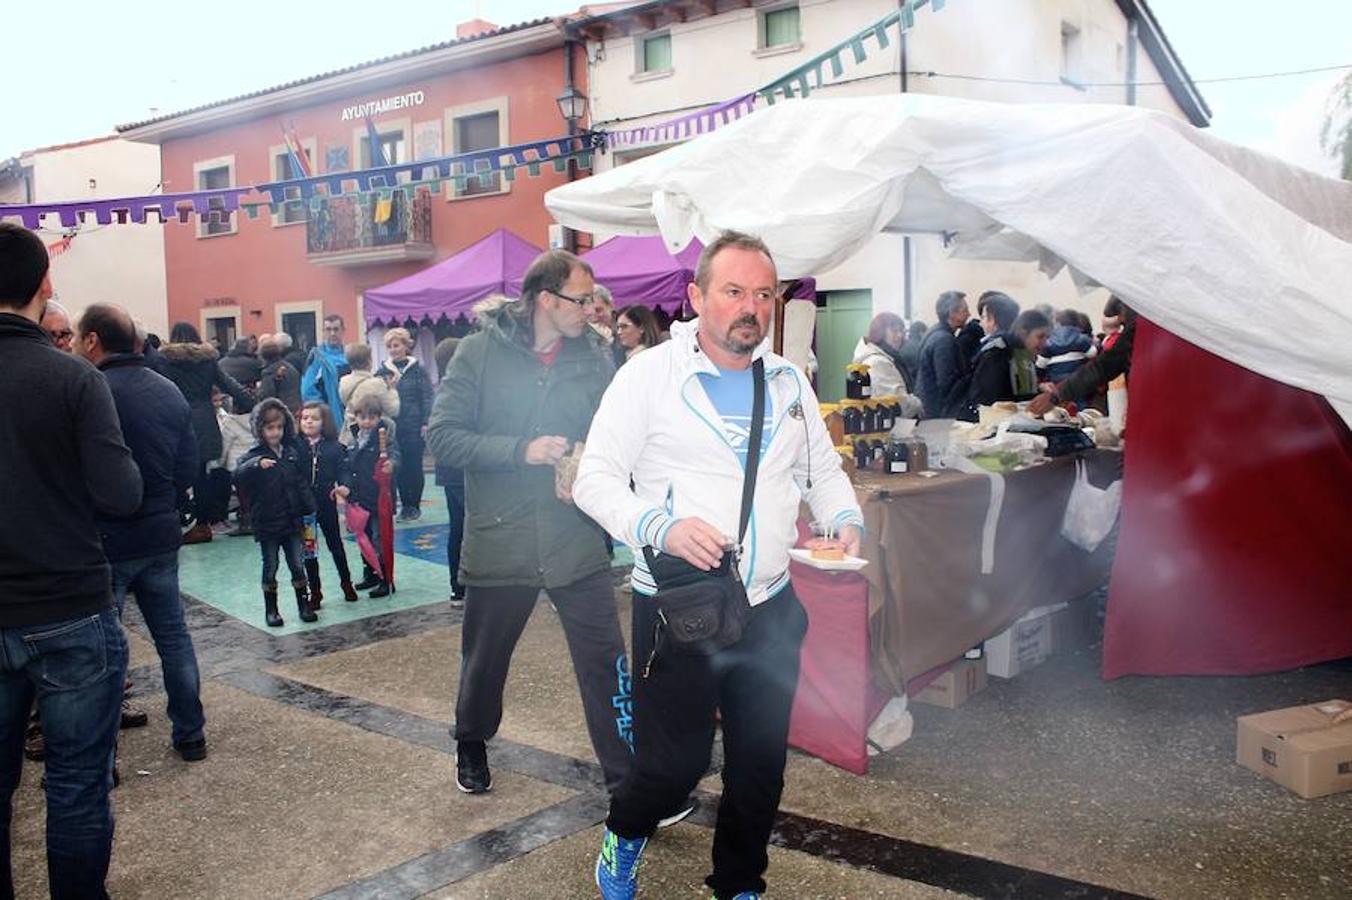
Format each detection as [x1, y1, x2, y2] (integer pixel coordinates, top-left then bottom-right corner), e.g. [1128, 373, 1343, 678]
[611, 93, 756, 148]
[0, 188, 252, 229]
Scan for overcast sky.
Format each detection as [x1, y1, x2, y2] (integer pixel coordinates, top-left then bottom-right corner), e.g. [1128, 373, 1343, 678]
[5, 0, 1349, 178]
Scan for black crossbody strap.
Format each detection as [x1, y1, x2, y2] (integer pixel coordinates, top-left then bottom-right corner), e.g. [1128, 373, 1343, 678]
[737, 357, 766, 548]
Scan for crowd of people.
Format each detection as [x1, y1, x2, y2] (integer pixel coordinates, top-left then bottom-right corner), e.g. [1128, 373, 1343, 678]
[852, 288, 1133, 422]
[2, 219, 875, 899]
[4, 211, 1127, 899]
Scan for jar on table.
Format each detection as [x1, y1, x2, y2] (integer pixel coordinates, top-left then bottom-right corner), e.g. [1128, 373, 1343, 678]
[875, 396, 895, 432]
[885, 439, 910, 474]
[845, 364, 873, 400]
[841, 400, 863, 436]
[870, 439, 887, 470]
[861, 400, 878, 435]
[853, 439, 872, 470]
[905, 436, 929, 473]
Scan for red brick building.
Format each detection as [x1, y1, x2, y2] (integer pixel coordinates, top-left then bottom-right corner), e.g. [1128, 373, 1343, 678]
[118, 19, 587, 349]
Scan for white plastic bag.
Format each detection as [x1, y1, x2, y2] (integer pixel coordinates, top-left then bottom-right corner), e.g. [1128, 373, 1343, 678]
[1060, 460, 1122, 552]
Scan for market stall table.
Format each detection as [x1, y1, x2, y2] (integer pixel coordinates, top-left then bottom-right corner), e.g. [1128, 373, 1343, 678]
[787, 449, 1122, 773]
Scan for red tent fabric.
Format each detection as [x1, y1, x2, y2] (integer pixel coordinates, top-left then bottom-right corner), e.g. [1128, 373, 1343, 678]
[1102, 318, 1352, 678]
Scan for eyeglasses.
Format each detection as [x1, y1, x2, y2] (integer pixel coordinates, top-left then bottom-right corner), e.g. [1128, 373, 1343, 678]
[50, 330, 74, 343]
[550, 289, 594, 308]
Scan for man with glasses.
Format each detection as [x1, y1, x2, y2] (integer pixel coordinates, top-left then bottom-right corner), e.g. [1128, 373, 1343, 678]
[40, 298, 74, 352]
[427, 249, 632, 798]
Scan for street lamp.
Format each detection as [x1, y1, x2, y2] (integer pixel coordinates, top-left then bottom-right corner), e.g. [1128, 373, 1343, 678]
[556, 85, 588, 129]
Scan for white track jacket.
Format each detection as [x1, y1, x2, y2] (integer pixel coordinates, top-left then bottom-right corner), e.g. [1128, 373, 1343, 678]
[574, 319, 863, 606]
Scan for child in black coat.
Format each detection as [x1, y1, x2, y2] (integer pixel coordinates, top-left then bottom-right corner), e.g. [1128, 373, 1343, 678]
[297, 401, 356, 604]
[234, 399, 318, 626]
[337, 393, 400, 597]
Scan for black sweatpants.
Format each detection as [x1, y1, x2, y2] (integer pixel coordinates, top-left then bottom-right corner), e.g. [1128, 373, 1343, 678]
[607, 585, 808, 898]
[453, 567, 631, 791]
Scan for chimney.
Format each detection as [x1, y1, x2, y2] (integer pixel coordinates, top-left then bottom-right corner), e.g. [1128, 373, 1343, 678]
[456, 19, 499, 39]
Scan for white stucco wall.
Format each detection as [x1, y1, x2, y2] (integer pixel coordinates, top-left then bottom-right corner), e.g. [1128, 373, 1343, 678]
[30, 139, 169, 336]
[586, 0, 1199, 328]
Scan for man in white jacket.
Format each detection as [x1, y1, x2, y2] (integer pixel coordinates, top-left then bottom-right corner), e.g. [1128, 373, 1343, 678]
[576, 232, 863, 900]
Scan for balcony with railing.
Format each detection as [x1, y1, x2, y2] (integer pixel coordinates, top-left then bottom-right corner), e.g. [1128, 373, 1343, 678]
[305, 188, 434, 267]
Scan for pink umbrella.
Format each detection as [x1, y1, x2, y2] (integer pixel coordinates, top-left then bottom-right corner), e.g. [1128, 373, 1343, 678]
[344, 502, 383, 574]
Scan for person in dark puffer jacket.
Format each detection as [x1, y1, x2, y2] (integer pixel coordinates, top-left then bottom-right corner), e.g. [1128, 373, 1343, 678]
[338, 394, 401, 598]
[160, 322, 255, 543]
[257, 333, 303, 413]
[78, 303, 208, 761]
[219, 337, 262, 388]
[1036, 310, 1099, 408]
[234, 399, 317, 627]
[0, 224, 142, 895]
[381, 327, 434, 520]
[296, 401, 357, 604]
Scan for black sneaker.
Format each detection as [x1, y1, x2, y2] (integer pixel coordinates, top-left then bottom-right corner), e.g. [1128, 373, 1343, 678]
[174, 738, 208, 762]
[455, 740, 492, 794]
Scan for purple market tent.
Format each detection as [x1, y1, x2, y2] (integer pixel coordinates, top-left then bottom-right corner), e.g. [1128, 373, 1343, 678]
[582, 235, 817, 312]
[363, 228, 542, 326]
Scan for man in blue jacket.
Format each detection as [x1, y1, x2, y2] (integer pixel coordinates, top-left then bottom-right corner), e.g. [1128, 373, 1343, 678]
[76, 303, 208, 763]
[914, 290, 970, 418]
[0, 223, 142, 898]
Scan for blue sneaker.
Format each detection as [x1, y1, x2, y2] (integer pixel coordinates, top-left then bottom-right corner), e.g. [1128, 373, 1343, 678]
[595, 828, 647, 900]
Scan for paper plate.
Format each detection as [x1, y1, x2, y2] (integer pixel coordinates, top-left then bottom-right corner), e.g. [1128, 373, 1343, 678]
[788, 548, 869, 572]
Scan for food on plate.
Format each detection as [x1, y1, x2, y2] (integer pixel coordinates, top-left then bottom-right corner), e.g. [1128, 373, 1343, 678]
[811, 546, 846, 561]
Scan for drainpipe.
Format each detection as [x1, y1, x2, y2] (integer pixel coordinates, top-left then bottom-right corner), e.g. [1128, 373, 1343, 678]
[564, 38, 580, 253]
[1125, 17, 1139, 106]
[899, 8, 913, 321]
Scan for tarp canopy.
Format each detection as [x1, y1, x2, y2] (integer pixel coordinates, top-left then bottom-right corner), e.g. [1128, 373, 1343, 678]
[582, 235, 817, 311]
[363, 228, 541, 325]
[546, 95, 1352, 422]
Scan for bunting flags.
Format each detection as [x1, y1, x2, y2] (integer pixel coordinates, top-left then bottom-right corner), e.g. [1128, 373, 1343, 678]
[0, 133, 598, 229]
[759, 1, 943, 104]
[0, 2, 950, 231]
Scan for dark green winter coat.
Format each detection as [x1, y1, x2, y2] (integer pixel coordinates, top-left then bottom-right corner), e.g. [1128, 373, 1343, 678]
[426, 301, 614, 589]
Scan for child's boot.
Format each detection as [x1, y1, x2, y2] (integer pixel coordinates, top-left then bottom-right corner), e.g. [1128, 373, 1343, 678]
[304, 558, 323, 607]
[293, 578, 318, 623]
[369, 578, 394, 598]
[354, 564, 380, 591]
[263, 584, 283, 628]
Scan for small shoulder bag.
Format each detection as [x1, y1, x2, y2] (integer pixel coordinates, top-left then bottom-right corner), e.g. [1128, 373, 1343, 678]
[642, 358, 765, 659]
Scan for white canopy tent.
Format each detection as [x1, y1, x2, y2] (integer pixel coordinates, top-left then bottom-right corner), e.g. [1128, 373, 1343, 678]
[546, 95, 1352, 423]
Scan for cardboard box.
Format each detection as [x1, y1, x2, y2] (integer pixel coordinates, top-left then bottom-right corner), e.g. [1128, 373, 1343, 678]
[913, 658, 988, 709]
[1050, 600, 1098, 651]
[984, 603, 1063, 679]
[1236, 700, 1352, 799]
